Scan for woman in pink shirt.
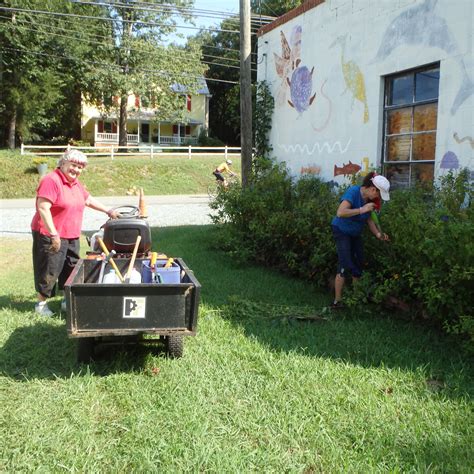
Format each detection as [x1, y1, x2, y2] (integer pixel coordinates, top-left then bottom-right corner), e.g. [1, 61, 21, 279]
[31, 149, 120, 317]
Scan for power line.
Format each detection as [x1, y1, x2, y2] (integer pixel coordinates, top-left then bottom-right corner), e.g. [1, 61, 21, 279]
[0, 5, 255, 35]
[0, 18, 255, 69]
[0, 46, 240, 84]
[73, 0, 275, 24]
[0, 12, 257, 57]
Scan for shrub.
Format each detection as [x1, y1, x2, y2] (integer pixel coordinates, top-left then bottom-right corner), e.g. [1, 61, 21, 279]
[211, 161, 473, 348]
[198, 129, 225, 148]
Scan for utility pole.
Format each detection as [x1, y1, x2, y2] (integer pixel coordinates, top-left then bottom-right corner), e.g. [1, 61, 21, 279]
[240, 0, 252, 187]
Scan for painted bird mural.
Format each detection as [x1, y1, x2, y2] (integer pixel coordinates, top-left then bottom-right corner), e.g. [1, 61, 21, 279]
[330, 35, 369, 123]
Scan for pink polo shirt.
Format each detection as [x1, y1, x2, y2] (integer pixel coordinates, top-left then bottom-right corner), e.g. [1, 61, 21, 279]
[31, 169, 90, 239]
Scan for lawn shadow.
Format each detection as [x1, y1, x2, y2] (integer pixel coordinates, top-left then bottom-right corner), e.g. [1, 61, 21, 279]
[152, 226, 474, 399]
[0, 320, 168, 380]
[0, 293, 167, 380]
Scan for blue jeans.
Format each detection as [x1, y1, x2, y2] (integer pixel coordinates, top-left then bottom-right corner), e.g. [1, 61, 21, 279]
[331, 225, 364, 278]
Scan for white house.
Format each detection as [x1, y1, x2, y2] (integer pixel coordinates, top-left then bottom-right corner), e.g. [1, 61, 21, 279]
[257, 0, 473, 188]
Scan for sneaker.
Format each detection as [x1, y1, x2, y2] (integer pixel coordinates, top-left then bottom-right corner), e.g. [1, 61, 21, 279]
[35, 302, 54, 317]
[61, 299, 67, 312]
[330, 301, 346, 310]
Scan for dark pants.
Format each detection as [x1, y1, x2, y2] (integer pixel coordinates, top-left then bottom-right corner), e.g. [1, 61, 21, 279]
[331, 225, 364, 278]
[213, 171, 225, 182]
[32, 231, 80, 298]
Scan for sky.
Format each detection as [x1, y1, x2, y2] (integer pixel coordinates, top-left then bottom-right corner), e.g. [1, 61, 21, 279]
[170, 0, 240, 44]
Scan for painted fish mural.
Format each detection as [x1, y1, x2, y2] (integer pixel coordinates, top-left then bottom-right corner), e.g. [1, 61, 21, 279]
[373, 0, 473, 115]
[287, 66, 316, 114]
[300, 165, 321, 175]
[334, 161, 361, 177]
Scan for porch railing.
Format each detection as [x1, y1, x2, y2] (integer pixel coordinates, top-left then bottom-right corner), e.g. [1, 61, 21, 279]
[96, 132, 139, 143]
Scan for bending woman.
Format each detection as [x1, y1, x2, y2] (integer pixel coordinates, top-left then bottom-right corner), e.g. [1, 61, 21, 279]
[331, 172, 390, 308]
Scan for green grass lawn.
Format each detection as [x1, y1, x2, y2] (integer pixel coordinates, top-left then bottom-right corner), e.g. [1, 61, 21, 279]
[0, 149, 240, 198]
[1, 226, 473, 471]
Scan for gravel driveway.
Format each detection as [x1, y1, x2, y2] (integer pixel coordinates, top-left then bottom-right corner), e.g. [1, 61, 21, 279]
[0, 194, 213, 240]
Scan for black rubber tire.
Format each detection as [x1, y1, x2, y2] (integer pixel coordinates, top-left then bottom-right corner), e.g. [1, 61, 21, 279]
[166, 335, 184, 358]
[77, 338, 95, 363]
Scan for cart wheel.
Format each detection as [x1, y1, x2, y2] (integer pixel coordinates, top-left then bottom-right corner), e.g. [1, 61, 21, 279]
[166, 335, 184, 358]
[77, 338, 95, 363]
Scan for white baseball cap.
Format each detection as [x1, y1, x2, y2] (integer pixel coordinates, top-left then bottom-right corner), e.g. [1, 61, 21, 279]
[372, 175, 390, 201]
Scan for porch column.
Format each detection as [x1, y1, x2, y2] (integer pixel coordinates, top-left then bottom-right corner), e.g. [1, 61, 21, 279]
[94, 119, 98, 146]
[158, 122, 161, 144]
[178, 123, 181, 145]
[137, 120, 141, 144]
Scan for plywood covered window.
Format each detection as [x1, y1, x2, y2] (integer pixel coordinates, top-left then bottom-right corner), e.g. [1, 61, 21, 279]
[382, 64, 439, 189]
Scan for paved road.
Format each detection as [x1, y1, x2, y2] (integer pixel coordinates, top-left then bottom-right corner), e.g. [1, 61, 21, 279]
[0, 194, 213, 240]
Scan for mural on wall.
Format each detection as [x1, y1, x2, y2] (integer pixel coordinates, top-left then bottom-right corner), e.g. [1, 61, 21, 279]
[287, 65, 316, 114]
[334, 161, 361, 177]
[440, 151, 459, 170]
[330, 35, 369, 123]
[273, 26, 302, 107]
[277, 138, 352, 156]
[273, 25, 333, 130]
[300, 165, 322, 175]
[373, 0, 473, 115]
[453, 132, 474, 149]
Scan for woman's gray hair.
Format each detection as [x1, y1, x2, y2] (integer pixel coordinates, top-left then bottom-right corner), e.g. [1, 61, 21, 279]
[57, 149, 88, 168]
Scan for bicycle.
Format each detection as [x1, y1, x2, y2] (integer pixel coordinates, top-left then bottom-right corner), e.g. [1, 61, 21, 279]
[207, 174, 239, 199]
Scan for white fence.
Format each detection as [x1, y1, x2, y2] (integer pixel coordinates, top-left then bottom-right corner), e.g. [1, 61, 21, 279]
[21, 143, 241, 160]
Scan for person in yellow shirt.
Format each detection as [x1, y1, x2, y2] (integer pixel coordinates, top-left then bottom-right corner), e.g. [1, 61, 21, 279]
[213, 159, 236, 187]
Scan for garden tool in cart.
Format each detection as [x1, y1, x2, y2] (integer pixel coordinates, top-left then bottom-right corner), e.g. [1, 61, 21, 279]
[150, 252, 163, 283]
[97, 249, 117, 284]
[97, 237, 124, 282]
[124, 236, 142, 284]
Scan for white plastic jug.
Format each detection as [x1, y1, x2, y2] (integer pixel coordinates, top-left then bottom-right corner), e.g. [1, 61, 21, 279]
[129, 268, 142, 284]
[102, 269, 120, 284]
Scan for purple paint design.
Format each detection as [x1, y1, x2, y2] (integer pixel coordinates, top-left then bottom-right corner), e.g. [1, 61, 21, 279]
[287, 66, 315, 114]
[440, 151, 459, 169]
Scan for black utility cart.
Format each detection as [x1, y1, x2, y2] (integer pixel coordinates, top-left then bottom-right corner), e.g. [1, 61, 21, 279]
[64, 206, 201, 363]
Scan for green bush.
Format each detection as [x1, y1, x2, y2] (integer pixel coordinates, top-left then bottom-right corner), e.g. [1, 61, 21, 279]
[211, 162, 473, 348]
[210, 157, 339, 286]
[197, 129, 225, 148]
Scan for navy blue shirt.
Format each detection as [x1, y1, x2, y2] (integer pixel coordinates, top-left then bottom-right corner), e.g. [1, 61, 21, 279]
[331, 185, 370, 236]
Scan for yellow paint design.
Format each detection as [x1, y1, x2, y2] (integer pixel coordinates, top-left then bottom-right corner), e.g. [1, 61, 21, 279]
[332, 35, 369, 124]
[360, 157, 369, 176]
[342, 61, 369, 123]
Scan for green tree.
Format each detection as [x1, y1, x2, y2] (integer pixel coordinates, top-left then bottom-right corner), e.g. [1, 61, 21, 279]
[251, 0, 305, 17]
[80, 0, 205, 148]
[0, 0, 206, 148]
[0, 0, 110, 147]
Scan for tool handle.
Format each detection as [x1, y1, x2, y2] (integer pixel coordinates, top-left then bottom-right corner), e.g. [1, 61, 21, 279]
[150, 251, 158, 269]
[126, 236, 142, 280]
[97, 238, 124, 282]
[97, 237, 110, 256]
[164, 257, 174, 268]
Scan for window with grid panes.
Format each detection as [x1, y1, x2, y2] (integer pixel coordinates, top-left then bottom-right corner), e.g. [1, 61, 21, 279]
[382, 64, 439, 189]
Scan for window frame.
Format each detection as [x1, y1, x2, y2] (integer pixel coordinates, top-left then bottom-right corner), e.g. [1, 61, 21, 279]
[382, 63, 440, 188]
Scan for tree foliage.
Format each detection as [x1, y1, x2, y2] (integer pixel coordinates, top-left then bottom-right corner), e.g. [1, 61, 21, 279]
[0, 0, 206, 147]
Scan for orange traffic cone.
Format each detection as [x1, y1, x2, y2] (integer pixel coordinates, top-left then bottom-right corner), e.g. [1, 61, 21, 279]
[138, 188, 148, 218]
